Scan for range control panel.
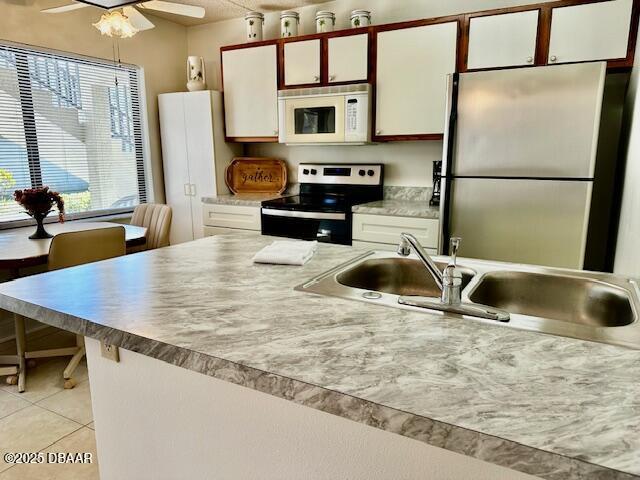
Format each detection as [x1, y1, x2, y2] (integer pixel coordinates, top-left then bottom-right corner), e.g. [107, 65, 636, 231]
[298, 164, 383, 185]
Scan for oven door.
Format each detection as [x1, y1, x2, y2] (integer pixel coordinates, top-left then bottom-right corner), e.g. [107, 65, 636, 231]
[261, 208, 351, 245]
[282, 95, 345, 144]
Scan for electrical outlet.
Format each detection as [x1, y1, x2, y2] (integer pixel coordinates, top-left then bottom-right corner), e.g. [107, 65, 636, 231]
[100, 342, 120, 362]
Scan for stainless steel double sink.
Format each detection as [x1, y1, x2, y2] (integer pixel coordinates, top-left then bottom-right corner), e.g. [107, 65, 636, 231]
[295, 251, 640, 349]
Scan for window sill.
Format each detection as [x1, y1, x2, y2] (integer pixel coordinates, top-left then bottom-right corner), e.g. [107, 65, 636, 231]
[0, 209, 134, 231]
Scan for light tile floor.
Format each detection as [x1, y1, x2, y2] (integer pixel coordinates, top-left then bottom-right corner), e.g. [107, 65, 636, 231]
[0, 328, 99, 479]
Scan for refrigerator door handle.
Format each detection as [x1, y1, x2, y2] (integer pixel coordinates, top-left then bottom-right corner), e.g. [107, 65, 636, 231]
[440, 73, 459, 256]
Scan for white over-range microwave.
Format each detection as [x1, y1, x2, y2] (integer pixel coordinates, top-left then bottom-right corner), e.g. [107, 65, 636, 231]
[278, 84, 371, 145]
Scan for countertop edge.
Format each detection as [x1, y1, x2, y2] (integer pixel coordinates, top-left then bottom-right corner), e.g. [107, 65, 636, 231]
[0, 293, 634, 480]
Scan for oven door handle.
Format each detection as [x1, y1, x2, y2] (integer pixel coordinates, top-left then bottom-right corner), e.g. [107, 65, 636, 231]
[262, 208, 346, 221]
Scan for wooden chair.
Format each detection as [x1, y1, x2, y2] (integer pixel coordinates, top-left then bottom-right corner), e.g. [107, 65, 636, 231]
[19, 227, 126, 389]
[128, 203, 172, 253]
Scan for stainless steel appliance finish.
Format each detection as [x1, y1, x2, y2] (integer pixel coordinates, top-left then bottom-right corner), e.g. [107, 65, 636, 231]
[296, 251, 640, 349]
[440, 63, 608, 270]
[261, 163, 383, 245]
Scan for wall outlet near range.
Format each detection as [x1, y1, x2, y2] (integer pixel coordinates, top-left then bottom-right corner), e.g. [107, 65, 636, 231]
[101, 342, 120, 362]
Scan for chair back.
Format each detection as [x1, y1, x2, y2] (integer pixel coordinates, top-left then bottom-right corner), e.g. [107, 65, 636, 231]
[130, 203, 172, 249]
[48, 227, 126, 271]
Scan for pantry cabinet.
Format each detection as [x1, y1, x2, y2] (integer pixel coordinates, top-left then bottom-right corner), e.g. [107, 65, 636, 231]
[548, 0, 634, 64]
[222, 44, 279, 140]
[467, 10, 539, 70]
[375, 21, 458, 139]
[328, 34, 369, 83]
[159, 91, 241, 245]
[284, 39, 321, 86]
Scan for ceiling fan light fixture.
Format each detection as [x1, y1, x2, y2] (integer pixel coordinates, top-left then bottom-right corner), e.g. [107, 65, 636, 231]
[93, 10, 138, 38]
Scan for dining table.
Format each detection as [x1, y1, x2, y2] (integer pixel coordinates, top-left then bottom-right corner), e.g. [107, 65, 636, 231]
[0, 220, 147, 391]
[0, 221, 147, 274]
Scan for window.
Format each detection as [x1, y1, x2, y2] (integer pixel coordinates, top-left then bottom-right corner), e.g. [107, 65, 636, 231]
[0, 41, 148, 225]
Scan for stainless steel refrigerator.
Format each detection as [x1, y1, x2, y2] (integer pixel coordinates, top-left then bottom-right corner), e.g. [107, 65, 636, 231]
[439, 62, 617, 270]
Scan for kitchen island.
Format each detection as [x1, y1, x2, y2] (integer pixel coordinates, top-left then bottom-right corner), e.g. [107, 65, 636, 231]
[0, 233, 638, 479]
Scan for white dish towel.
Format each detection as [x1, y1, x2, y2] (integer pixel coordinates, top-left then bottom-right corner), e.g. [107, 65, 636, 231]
[252, 240, 318, 266]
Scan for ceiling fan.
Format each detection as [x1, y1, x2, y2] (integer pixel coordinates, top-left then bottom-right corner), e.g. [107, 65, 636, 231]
[41, 0, 205, 37]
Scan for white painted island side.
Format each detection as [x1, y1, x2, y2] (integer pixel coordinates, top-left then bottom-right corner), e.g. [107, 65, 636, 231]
[86, 338, 536, 480]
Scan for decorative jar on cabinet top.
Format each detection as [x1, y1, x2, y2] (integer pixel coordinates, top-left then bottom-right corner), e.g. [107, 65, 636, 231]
[315, 11, 335, 33]
[350, 10, 371, 28]
[186, 56, 206, 92]
[280, 11, 299, 37]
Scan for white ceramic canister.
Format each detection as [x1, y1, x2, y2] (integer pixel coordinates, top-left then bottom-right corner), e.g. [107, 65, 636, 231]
[350, 10, 371, 28]
[245, 11, 264, 42]
[186, 56, 206, 92]
[280, 11, 299, 38]
[315, 11, 335, 33]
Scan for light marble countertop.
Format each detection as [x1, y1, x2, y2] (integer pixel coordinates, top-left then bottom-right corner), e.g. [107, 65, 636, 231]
[201, 193, 284, 207]
[0, 233, 638, 479]
[352, 199, 440, 219]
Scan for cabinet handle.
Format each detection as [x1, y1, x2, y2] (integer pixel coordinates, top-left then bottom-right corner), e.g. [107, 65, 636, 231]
[313, 75, 320, 82]
[549, 55, 557, 62]
[526, 56, 533, 64]
[376, 130, 382, 135]
[184, 184, 190, 196]
[273, 129, 279, 135]
[329, 75, 336, 81]
[190, 184, 196, 197]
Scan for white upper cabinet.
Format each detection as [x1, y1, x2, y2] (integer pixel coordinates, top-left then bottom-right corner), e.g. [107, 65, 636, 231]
[548, 0, 634, 64]
[467, 10, 539, 69]
[222, 45, 278, 138]
[328, 34, 368, 83]
[376, 22, 458, 137]
[284, 39, 321, 86]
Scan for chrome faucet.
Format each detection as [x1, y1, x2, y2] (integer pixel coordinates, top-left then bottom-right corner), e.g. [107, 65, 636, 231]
[397, 233, 510, 322]
[397, 233, 462, 305]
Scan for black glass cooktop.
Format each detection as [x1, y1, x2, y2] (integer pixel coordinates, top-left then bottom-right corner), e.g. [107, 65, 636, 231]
[262, 194, 348, 213]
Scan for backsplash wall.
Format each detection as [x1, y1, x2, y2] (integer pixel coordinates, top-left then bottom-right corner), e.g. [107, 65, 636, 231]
[246, 141, 442, 187]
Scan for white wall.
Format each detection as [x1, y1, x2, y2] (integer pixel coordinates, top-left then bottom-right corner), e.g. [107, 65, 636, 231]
[187, 0, 557, 188]
[615, 44, 640, 275]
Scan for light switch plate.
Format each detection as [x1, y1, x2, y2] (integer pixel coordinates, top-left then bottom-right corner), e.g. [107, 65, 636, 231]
[100, 342, 120, 362]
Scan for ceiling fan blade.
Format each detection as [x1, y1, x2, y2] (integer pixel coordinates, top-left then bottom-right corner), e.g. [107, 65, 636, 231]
[41, 3, 89, 13]
[138, 0, 204, 18]
[123, 6, 155, 30]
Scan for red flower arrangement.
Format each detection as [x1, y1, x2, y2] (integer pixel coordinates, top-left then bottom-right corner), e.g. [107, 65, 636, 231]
[14, 186, 65, 222]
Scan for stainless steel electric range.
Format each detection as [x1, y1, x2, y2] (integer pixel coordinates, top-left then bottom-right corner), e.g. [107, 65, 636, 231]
[261, 163, 383, 245]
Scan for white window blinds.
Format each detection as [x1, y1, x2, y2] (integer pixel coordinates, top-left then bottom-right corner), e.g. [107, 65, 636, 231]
[0, 42, 147, 224]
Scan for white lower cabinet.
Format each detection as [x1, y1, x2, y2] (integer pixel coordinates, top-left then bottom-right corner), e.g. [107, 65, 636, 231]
[352, 214, 440, 252]
[202, 204, 261, 235]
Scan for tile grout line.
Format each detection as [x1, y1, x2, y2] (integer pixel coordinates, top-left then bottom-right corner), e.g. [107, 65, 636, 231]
[32, 399, 92, 428]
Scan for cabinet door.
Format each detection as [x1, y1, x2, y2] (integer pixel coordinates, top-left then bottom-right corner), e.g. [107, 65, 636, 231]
[158, 93, 194, 245]
[222, 45, 278, 138]
[467, 11, 539, 69]
[328, 34, 368, 83]
[284, 39, 321, 86]
[376, 22, 458, 137]
[548, 0, 633, 64]
[184, 91, 215, 241]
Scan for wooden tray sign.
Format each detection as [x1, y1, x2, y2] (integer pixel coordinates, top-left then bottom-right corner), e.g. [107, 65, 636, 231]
[225, 157, 288, 194]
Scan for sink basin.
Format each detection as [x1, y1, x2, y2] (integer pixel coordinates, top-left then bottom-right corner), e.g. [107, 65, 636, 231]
[336, 258, 475, 297]
[468, 271, 634, 327]
[296, 250, 640, 349]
